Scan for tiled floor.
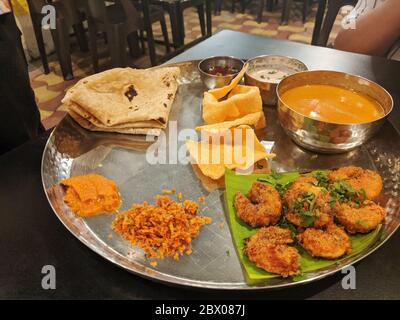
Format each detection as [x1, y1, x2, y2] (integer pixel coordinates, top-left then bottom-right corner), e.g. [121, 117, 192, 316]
[29, 2, 349, 129]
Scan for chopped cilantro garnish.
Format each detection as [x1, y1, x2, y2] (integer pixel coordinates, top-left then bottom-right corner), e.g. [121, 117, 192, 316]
[313, 171, 329, 188]
[257, 173, 291, 197]
[278, 215, 298, 237]
[329, 180, 366, 206]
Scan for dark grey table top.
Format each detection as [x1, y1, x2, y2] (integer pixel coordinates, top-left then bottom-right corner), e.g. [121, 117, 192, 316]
[1, 30, 399, 299]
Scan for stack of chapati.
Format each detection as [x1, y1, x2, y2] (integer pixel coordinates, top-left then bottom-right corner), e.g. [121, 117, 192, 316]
[62, 67, 180, 136]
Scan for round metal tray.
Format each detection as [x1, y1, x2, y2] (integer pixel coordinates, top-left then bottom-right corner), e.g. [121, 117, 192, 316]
[41, 61, 400, 290]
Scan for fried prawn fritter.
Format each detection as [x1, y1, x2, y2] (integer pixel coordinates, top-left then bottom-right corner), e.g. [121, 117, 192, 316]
[328, 166, 382, 200]
[234, 182, 282, 227]
[334, 200, 385, 234]
[297, 224, 352, 259]
[247, 225, 294, 245]
[284, 178, 333, 228]
[293, 175, 317, 185]
[245, 226, 300, 277]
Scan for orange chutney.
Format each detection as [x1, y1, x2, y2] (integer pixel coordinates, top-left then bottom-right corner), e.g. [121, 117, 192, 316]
[280, 84, 385, 124]
[61, 174, 121, 217]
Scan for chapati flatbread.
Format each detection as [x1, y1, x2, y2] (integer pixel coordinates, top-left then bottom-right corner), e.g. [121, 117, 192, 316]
[68, 102, 165, 129]
[69, 111, 162, 136]
[63, 67, 180, 127]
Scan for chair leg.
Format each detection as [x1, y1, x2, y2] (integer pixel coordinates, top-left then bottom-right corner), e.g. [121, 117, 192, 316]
[281, 0, 293, 25]
[317, 0, 340, 46]
[311, 0, 327, 45]
[139, 30, 146, 53]
[107, 26, 128, 68]
[51, 18, 73, 80]
[266, 0, 274, 11]
[31, 15, 50, 74]
[72, 22, 89, 52]
[160, 18, 171, 53]
[88, 21, 99, 73]
[206, 0, 212, 37]
[257, 0, 265, 23]
[177, 5, 185, 41]
[240, 0, 246, 13]
[168, 3, 183, 48]
[197, 4, 206, 36]
[214, 0, 221, 15]
[141, 0, 157, 66]
[302, 0, 309, 24]
[127, 32, 142, 58]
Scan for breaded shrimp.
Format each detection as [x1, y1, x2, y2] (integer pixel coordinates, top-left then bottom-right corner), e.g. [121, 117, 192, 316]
[284, 179, 333, 228]
[334, 200, 385, 234]
[297, 224, 352, 259]
[234, 182, 282, 227]
[245, 226, 300, 277]
[328, 166, 382, 200]
[293, 175, 317, 185]
[247, 226, 294, 245]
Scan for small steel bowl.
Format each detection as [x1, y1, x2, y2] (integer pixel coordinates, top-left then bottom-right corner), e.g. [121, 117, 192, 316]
[245, 55, 308, 105]
[198, 56, 244, 90]
[277, 70, 394, 153]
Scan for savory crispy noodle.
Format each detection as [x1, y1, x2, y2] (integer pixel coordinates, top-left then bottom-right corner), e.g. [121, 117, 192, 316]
[112, 195, 212, 260]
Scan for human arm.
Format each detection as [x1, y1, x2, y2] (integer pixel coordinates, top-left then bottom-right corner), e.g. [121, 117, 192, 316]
[334, 0, 400, 56]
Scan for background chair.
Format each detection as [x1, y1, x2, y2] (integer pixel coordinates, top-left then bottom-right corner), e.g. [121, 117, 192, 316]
[214, 0, 222, 15]
[178, 0, 207, 42]
[256, 0, 277, 23]
[313, 0, 357, 47]
[27, 0, 89, 80]
[229, 0, 278, 24]
[281, 0, 314, 25]
[86, 0, 169, 71]
[27, 0, 50, 74]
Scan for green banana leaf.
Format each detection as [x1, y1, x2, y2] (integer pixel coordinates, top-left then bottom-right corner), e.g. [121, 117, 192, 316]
[224, 169, 380, 282]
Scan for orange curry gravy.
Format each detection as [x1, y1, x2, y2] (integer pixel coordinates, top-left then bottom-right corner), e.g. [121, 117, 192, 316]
[280, 84, 385, 124]
[61, 174, 121, 217]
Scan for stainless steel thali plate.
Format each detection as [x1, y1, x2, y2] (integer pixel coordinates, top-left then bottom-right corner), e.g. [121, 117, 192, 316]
[41, 61, 400, 290]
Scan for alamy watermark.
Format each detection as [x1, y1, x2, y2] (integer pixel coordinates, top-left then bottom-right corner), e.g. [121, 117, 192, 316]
[341, 265, 356, 290]
[41, 265, 56, 290]
[144, 122, 258, 175]
[41, 5, 56, 30]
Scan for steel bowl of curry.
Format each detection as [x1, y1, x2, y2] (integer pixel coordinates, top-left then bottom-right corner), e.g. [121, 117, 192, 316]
[277, 70, 393, 153]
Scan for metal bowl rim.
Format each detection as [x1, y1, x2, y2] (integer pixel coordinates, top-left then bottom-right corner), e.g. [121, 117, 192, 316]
[198, 56, 245, 79]
[276, 69, 394, 126]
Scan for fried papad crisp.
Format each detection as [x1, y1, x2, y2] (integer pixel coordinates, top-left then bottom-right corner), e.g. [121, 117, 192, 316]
[334, 200, 385, 234]
[185, 125, 271, 180]
[61, 174, 121, 217]
[234, 182, 282, 227]
[112, 195, 212, 260]
[245, 226, 300, 277]
[202, 85, 263, 124]
[328, 166, 382, 200]
[196, 112, 265, 133]
[297, 224, 352, 259]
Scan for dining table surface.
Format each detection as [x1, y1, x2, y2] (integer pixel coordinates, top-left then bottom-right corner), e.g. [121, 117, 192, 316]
[1, 30, 400, 300]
